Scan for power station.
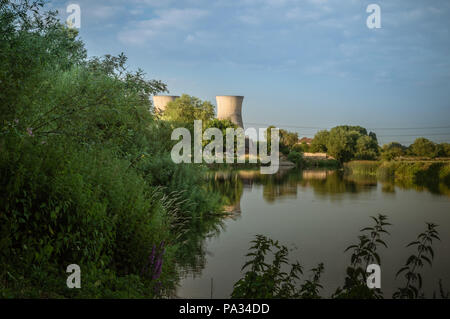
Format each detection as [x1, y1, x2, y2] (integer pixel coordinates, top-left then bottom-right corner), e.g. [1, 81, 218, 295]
[152, 95, 179, 113]
[216, 96, 244, 129]
[153, 93, 253, 153]
[153, 95, 245, 130]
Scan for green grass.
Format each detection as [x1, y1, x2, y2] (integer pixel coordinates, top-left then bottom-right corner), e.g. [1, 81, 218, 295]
[345, 160, 450, 189]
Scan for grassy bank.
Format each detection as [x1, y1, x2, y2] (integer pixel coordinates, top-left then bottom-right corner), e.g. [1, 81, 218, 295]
[303, 158, 341, 169]
[345, 160, 450, 187]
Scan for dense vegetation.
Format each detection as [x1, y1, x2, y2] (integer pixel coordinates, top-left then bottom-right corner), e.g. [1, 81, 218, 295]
[345, 161, 450, 194]
[162, 94, 215, 128]
[308, 126, 379, 163]
[232, 215, 448, 299]
[303, 127, 449, 164]
[0, 0, 223, 298]
[381, 139, 450, 160]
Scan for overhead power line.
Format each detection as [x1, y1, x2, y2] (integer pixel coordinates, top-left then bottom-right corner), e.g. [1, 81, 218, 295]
[377, 133, 450, 137]
[243, 122, 450, 131]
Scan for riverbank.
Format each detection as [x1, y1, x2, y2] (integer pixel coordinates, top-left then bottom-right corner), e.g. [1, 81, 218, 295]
[206, 154, 340, 170]
[345, 160, 450, 186]
[178, 167, 450, 298]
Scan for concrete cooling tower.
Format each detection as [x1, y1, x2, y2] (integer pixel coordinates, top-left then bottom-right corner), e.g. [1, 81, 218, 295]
[152, 95, 179, 113]
[216, 96, 244, 128]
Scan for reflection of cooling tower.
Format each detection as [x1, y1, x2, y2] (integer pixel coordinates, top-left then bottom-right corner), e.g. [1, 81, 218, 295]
[216, 96, 244, 128]
[152, 95, 179, 113]
[223, 201, 241, 214]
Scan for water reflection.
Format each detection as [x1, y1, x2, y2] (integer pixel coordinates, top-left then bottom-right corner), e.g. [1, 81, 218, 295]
[177, 168, 450, 298]
[207, 168, 449, 211]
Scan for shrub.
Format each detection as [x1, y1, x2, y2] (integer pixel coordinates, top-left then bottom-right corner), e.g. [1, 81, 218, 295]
[287, 151, 304, 168]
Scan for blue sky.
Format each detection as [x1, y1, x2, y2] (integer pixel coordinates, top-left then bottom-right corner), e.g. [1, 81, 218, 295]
[51, 0, 450, 145]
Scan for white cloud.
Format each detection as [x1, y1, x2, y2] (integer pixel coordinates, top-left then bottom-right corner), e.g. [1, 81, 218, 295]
[118, 8, 209, 45]
[238, 14, 261, 25]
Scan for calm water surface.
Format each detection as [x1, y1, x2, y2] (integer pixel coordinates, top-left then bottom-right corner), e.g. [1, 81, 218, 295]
[177, 169, 450, 298]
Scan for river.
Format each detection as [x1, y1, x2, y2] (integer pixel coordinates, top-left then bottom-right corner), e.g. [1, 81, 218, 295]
[176, 168, 450, 298]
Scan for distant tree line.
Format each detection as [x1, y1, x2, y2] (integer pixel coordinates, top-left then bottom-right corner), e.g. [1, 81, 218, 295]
[264, 124, 450, 164]
[381, 138, 450, 160]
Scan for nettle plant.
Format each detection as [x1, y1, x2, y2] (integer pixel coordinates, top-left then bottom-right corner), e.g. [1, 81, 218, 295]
[393, 223, 440, 299]
[334, 214, 391, 299]
[231, 235, 323, 299]
[232, 215, 446, 299]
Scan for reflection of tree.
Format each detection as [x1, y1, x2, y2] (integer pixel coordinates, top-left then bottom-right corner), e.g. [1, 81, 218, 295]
[376, 170, 450, 196]
[210, 168, 449, 206]
[298, 171, 376, 197]
[176, 215, 226, 278]
[381, 182, 396, 194]
[382, 177, 450, 196]
[262, 173, 299, 203]
[210, 169, 382, 204]
[177, 167, 449, 295]
[206, 171, 244, 213]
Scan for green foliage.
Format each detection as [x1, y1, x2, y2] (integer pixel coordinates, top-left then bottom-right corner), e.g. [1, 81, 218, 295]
[437, 143, 450, 157]
[334, 214, 390, 299]
[326, 127, 357, 163]
[0, 0, 86, 122]
[310, 126, 379, 163]
[232, 216, 445, 299]
[203, 118, 239, 154]
[265, 126, 298, 155]
[0, 0, 220, 298]
[409, 138, 438, 158]
[355, 135, 379, 160]
[231, 235, 311, 299]
[345, 161, 380, 176]
[287, 151, 304, 168]
[393, 223, 440, 299]
[377, 161, 450, 188]
[291, 143, 309, 153]
[303, 158, 340, 169]
[310, 130, 329, 153]
[162, 94, 215, 126]
[299, 263, 324, 299]
[381, 142, 407, 160]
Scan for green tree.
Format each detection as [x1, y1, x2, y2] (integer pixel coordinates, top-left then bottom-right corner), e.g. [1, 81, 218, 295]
[381, 142, 407, 161]
[265, 126, 298, 155]
[436, 143, 450, 157]
[287, 151, 304, 168]
[203, 118, 238, 152]
[355, 135, 379, 160]
[311, 126, 379, 162]
[0, 0, 86, 122]
[326, 128, 355, 163]
[280, 129, 299, 153]
[409, 138, 437, 158]
[292, 143, 309, 153]
[310, 130, 329, 153]
[0, 0, 222, 298]
[162, 94, 215, 125]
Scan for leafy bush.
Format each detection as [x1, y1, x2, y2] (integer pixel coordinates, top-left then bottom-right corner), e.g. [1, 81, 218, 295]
[310, 126, 379, 163]
[287, 151, 304, 168]
[231, 235, 307, 299]
[0, 0, 220, 298]
[232, 215, 445, 299]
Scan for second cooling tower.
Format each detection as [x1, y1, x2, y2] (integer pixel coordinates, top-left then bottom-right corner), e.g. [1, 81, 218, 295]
[216, 96, 244, 128]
